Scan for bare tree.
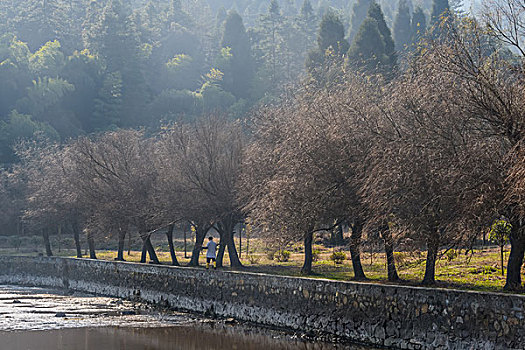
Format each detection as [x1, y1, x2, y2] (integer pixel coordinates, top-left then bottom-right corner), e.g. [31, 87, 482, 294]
[242, 75, 382, 277]
[156, 115, 245, 268]
[68, 130, 166, 264]
[363, 18, 516, 285]
[0, 168, 26, 239]
[19, 143, 85, 258]
[421, 15, 525, 289]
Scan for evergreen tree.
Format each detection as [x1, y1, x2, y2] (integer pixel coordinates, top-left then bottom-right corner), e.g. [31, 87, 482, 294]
[29, 40, 65, 78]
[300, 0, 314, 18]
[411, 6, 427, 45]
[0, 34, 32, 118]
[349, 0, 372, 42]
[306, 11, 348, 79]
[295, 0, 318, 67]
[265, 0, 282, 85]
[255, 0, 296, 89]
[216, 7, 227, 32]
[347, 17, 387, 73]
[317, 11, 349, 55]
[166, 0, 193, 30]
[93, 71, 123, 130]
[366, 2, 396, 69]
[431, 0, 450, 26]
[11, 0, 71, 51]
[219, 10, 254, 99]
[62, 50, 103, 133]
[393, 0, 412, 51]
[95, 0, 139, 72]
[84, 0, 148, 127]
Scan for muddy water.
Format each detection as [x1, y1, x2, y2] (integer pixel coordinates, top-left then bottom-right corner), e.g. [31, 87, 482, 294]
[0, 285, 377, 350]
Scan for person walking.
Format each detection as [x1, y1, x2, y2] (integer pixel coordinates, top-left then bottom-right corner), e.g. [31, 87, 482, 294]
[203, 236, 217, 269]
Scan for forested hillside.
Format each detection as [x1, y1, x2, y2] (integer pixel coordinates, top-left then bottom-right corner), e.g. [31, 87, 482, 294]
[0, 0, 470, 167]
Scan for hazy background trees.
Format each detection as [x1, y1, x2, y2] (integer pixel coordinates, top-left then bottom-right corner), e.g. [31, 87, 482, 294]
[3, 0, 525, 291]
[0, 0, 476, 171]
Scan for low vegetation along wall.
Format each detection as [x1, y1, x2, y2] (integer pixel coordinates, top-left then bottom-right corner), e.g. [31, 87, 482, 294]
[0, 256, 523, 349]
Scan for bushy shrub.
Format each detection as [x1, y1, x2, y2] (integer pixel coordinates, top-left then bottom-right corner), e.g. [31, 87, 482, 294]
[445, 249, 458, 262]
[275, 250, 291, 262]
[312, 249, 321, 262]
[329, 251, 346, 264]
[247, 253, 260, 264]
[266, 250, 276, 261]
[393, 251, 408, 267]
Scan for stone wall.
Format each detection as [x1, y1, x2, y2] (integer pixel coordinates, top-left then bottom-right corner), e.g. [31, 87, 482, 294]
[0, 256, 523, 349]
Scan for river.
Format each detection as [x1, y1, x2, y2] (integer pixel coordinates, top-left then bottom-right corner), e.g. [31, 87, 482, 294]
[0, 285, 377, 350]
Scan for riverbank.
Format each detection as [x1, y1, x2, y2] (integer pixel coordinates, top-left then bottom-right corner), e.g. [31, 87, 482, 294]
[0, 285, 369, 350]
[0, 236, 516, 293]
[0, 256, 523, 349]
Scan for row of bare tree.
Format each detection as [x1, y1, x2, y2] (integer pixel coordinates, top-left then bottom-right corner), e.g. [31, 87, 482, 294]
[8, 3, 525, 290]
[19, 117, 244, 268]
[242, 14, 525, 289]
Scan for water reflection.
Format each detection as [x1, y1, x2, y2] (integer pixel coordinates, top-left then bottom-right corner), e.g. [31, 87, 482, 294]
[0, 285, 377, 350]
[0, 325, 374, 350]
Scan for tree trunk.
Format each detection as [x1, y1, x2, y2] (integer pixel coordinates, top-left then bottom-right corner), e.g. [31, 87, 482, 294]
[42, 228, 53, 257]
[127, 231, 132, 255]
[140, 241, 147, 263]
[501, 245, 505, 276]
[189, 223, 208, 267]
[246, 231, 250, 254]
[57, 224, 62, 253]
[239, 223, 242, 259]
[72, 223, 82, 258]
[87, 232, 97, 259]
[333, 224, 344, 246]
[422, 235, 439, 285]
[301, 230, 314, 275]
[226, 225, 242, 268]
[504, 219, 525, 291]
[216, 233, 226, 268]
[183, 225, 187, 259]
[381, 225, 399, 282]
[349, 219, 367, 280]
[141, 235, 160, 264]
[116, 228, 126, 261]
[227, 234, 242, 268]
[166, 224, 179, 266]
[216, 217, 242, 268]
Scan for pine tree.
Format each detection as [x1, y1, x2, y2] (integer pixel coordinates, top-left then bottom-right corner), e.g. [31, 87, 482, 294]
[306, 11, 348, 80]
[349, 0, 372, 42]
[366, 2, 396, 69]
[431, 0, 450, 26]
[347, 17, 387, 73]
[255, 0, 296, 87]
[266, 0, 282, 85]
[298, 0, 317, 47]
[216, 7, 227, 31]
[11, 0, 71, 51]
[411, 6, 427, 45]
[393, 0, 412, 51]
[166, 0, 193, 30]
[220, 10, 254, 99]
[29, 40, 66, 77]
[317, 11, 349, 56]
[296, 0, 318, 64]
[93, 71, 123, 130]
[84, 0, 148, 127]
[300, 0, 314, 18]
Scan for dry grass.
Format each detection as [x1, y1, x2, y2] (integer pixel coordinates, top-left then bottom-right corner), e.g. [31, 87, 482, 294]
[0, 235, 523, 294]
